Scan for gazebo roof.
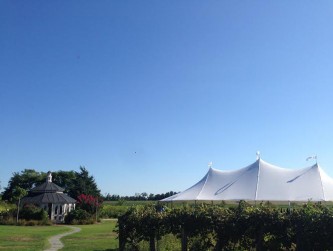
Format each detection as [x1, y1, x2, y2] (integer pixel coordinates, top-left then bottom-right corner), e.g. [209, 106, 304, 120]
[30, 182, 65, 193]
[22, 192, 76, 204]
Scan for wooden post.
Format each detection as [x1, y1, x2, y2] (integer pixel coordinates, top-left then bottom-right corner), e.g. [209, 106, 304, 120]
[95, 197, 98, 222]
[215, 237, 222, 251]
[118, 220, 125, 251]
[149, 234, 156, 251]
[181, 228, 187, 251]
[16, 197, 20, 224]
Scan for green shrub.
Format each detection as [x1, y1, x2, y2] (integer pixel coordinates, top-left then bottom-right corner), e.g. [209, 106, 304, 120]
[65, 209, 93, 224]
[0, 211, 16, 225]
[117, 202, 333, 251]
[0, 208, 15, 222]
[20, 204, 48, 222]
[0, 202, 16, 225]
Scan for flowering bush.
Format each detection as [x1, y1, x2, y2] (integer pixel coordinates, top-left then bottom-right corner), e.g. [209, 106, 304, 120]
[76, 194, 102, 214]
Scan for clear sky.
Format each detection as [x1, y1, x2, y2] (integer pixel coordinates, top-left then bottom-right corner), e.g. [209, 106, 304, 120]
[1, 1, 333, 196]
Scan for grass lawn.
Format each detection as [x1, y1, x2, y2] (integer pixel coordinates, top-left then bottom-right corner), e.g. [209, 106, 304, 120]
[62, 219, 181, 251]
[0, 225, 71, 251]
[61, 219, 118, 251]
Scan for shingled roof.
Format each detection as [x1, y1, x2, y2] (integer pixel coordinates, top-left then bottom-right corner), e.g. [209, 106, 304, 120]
[30, 182, 65, 193]
[22, 192, 76, 204]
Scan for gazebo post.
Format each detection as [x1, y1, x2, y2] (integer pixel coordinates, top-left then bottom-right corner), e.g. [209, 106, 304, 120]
[51, 203, 54, 221]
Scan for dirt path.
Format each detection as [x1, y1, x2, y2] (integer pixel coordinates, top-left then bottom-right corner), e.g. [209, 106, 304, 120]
[44, 226, 81, 251]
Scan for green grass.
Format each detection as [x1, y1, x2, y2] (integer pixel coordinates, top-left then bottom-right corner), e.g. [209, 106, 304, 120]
[0, 220, 119, 251]
[61, 219, 118, 251]
[62, 219, 182, 251]
[0, 225, 71, 251]
[0, 219, 188, 251]
[138, 234, 181, 251]
[61, 218, 181, 251]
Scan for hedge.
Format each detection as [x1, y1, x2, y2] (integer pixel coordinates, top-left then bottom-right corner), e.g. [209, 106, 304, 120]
[116, 201, 333, 251]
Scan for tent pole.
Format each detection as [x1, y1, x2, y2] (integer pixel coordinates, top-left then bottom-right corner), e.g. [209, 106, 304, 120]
[288, 201, 291, 212]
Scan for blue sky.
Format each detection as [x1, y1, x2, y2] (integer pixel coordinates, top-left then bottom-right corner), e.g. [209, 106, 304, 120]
[1, 1, 333, 196]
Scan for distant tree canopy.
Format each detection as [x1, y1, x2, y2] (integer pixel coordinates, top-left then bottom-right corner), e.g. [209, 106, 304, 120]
[103, 191, 178, 201]
[1, 166, 101, 202]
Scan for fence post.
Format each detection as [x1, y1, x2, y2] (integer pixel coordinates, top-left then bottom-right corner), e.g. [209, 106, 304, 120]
[181, 227, 187, 251]
[149, 234, 156, 251]
[118, 220, 125, 251]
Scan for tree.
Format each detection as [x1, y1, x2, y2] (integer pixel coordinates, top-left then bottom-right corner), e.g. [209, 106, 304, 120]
[2, 169, 45, 201]
[12, 186, 28, 223]
[52, 170, 76, 194]
[71, 166, 101, 199]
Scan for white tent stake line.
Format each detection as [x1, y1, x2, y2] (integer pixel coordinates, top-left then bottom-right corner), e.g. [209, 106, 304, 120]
[161, 158, 333, 203]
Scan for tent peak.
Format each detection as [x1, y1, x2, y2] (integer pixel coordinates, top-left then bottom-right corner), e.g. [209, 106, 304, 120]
[306, 155, 318, 164]
[256, 151, 261, 160]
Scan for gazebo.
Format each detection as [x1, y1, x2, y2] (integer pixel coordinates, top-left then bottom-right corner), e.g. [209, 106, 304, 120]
[21, 171, 76, 222]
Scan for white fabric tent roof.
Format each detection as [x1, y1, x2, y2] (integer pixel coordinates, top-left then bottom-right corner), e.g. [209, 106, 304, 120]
[162, 159, 333, 202]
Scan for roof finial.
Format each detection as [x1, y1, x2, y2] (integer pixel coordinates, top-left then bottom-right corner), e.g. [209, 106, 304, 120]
[256, 151, 261, 160]
[306, 155, 318, 164]
[47, 171, 52, 183]
[208, 162, 213, 168]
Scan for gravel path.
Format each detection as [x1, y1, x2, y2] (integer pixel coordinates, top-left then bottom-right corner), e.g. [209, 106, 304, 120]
[44, 226, 81, 251]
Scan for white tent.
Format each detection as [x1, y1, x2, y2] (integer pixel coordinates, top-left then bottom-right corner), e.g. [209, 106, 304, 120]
[162, 158, 333, 202]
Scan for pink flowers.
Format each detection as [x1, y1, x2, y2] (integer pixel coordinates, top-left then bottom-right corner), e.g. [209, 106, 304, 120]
[77, 194, 102, 213]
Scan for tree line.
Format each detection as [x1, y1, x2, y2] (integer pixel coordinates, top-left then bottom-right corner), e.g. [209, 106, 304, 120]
[1, 168, 177, 203]
[117, 201, 333, 251]
[1, 167, 101, 202]
[104, 191, 178, 201]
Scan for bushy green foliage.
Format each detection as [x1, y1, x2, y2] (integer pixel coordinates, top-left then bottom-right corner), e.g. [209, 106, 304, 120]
[2, 170, 44, 202]
[20, 204, 49, 222]
[16, 219, 52, 226]
[71, 167, 101, 198]
[65, 208, 93, 225]
[117, 205, 168, 250]
[0, 208, 16, 225]
[0, 202, 51, 225]
[117, 201, 333, 251]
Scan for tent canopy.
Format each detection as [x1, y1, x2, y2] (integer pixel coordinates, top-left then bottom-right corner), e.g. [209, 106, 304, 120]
[162, 159, 333, 202]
